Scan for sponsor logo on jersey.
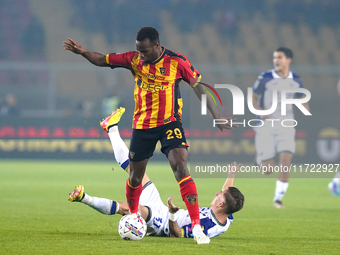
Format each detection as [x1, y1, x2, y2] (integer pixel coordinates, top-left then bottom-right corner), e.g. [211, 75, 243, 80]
[146, 73, 157, 79]
[138, 80, 168, 92]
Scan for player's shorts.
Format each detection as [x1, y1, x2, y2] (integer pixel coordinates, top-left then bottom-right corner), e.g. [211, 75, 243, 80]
[129, 121, 188, 162]
[255, 122, 295, 162]
[140, 181, 169, 237]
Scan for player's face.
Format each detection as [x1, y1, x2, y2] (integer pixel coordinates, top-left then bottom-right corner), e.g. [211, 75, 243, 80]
[136, 39, 161, 64]
[211, 190, 226, 209]
[273, 51, 291, 73]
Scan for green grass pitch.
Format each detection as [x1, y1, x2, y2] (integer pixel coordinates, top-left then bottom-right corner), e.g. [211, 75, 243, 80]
[1, 160, 339, 254]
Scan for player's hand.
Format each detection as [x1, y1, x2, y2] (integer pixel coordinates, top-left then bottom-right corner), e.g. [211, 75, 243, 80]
[167, 196, 180, 214]
[216, 117, 239, 130]
[227, 161, 242, 178]
[63, 38, 85, 54]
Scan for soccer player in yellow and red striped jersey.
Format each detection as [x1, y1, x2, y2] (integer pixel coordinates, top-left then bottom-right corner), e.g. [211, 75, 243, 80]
[63, 27, 235, 244]
[106, 48, 197, 129]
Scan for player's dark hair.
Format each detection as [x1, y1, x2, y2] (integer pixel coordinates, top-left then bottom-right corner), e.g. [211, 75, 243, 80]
[136, 27, 160, 45]
[276, 47, 293, 59]
[223, 187, 244, 215]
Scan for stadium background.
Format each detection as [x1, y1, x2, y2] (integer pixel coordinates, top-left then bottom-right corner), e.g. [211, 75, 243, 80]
[0, 0, 339, 166]
[1, 1, 340, 254]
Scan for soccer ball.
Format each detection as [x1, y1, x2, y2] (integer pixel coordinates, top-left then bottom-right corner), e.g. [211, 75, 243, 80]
[118, 213, 147, 241]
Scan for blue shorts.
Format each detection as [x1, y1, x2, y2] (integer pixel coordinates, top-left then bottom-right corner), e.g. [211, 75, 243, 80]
[129, 121, 188, 162]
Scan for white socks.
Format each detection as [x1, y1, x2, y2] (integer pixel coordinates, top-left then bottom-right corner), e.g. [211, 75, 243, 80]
[192, 225, 204, 236]
[108, 126, 129, 170]
[81, 194, 119, 215]
[273, 180, 289, 202]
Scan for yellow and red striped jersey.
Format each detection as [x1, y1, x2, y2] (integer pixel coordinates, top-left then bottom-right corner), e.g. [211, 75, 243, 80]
[106, 47, 201, 129]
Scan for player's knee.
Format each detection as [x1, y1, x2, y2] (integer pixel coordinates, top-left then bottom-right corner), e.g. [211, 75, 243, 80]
[280, 153, 292, 166]
[280, 159, 291, 167]
[129, 175, 143, 187]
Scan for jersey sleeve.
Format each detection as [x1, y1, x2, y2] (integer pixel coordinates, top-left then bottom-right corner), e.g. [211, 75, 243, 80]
[252, 74, 266, 97]
[293, 76, 305, 98]
[178, 57, 202, 87]
[105, 51, 136, 70]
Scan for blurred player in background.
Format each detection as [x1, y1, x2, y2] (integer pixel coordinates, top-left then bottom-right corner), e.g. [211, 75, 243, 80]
[63, 27, 236, 244]
[69, 108, 244, 238]
[328, 79, 340, 196]
[252, 47, 310, 208]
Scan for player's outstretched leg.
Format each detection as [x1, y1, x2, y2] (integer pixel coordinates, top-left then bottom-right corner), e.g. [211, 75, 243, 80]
[68, 185, 151, 222]
[69, 185, 120, 215]
[100, 107, 151, 185]
[100, 108, 149, 215]
[100, 107, 130, 171]
[101, 107, 142, 215]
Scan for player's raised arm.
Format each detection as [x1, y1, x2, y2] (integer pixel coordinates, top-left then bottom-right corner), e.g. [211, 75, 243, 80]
[193, 83, 238, 130]
[167, 196, 182, 238]
[222, 162, 241, 191]
[63, 38, 108, 67]
[178, 56, 237, 131]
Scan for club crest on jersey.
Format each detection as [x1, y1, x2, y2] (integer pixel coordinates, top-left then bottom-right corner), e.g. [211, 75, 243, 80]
[159, 67, 166, 75]
[129, 151, 135, 159]
[186, 194, 197, 205]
